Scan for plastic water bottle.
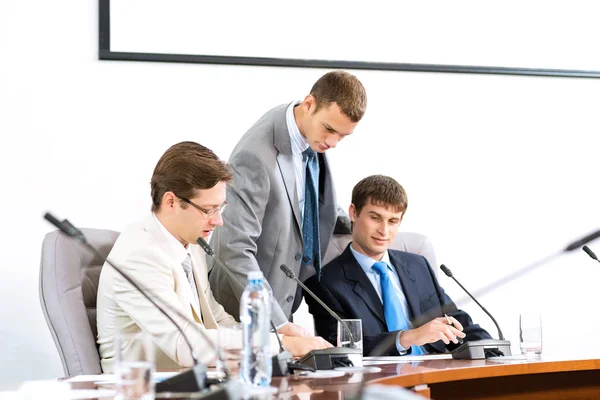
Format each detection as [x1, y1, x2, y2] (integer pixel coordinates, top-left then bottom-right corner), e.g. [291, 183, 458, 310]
[240, 270, 272, 386]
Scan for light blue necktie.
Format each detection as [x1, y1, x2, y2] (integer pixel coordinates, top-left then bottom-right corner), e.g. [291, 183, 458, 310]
[301, 148, 321, 278]
[372, 261, 423, 355]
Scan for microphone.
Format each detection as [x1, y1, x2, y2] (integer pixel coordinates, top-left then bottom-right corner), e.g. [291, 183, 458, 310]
[197, 237, 294, 376]
[279, 264, 362, 370]
[461, 229, 600, 302]
[583, 245, 600, 262]
[439, 264, 512, 359]
[440, 265, 505, 341]
[44, 213, 241, 398]
[565, 230, 600, 252]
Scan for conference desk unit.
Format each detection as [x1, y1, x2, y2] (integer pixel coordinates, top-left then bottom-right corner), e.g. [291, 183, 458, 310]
[64, 352, 600, 399]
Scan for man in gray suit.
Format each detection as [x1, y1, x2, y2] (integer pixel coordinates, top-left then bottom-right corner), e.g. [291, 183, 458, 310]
[209, 71, 367, 337]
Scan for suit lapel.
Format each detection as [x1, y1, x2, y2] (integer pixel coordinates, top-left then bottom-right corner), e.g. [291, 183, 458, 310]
[143, 214, 203, 323]
[190, 246, 218, 328]
[274, 103, 302, 234]
[318, 153, 336, 254]
[388, 251, 420, 323]
[341, 246, 386, 326]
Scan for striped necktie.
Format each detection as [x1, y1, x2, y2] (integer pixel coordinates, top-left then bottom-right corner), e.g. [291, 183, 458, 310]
[301, 148, 321, 278]
[182, 254, 200, 306]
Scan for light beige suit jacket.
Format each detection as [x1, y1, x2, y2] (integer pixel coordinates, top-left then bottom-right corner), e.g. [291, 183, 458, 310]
[97, 214, 280, 372]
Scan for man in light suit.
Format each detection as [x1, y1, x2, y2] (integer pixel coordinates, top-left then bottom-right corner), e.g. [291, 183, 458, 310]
[304, 175, 492, 355]
[209, 71, 367, 336]
[97, 142, 330, 371]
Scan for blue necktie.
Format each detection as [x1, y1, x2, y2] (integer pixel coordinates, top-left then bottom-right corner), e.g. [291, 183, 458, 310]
[372, 261, 423, 355]
[302, 148, 321, 278]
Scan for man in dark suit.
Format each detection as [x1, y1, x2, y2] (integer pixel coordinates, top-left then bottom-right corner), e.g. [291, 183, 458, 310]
[305, 175, 491, 356]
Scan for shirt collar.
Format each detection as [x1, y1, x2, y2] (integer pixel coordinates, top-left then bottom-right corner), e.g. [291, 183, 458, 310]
[349, 243, 393, 275]
[286, 101, 310, 156]
[152, 213, 189, 265]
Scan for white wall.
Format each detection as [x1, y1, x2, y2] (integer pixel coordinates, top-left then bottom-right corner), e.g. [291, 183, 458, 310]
[1, 0, 599, 387]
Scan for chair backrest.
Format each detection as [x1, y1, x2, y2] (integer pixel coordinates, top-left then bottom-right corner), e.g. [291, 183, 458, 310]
[39, 228, 119, 377]
[322, 232, 438, 276]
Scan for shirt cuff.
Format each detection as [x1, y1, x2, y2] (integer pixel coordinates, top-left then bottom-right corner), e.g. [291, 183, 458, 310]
[396, 331, 409, 354]
[276, 321, 289, 331]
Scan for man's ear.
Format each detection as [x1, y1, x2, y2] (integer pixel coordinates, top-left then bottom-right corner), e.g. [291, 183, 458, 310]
[303, 94, 316, 113]
[349, 204, 357, 222]
[162, 191, 177, 211]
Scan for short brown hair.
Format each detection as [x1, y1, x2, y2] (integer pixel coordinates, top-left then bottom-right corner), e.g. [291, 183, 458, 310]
[310, 70, 367, 122]
[351, 175, 407, 215]
[150, 141, 233, 212]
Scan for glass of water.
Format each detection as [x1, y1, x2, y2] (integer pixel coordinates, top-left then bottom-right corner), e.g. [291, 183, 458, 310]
[337, 319, 363, 352]
[519, 313, 542, 357]
[216, 324, 243, 378]
[114, 332, 155, 400]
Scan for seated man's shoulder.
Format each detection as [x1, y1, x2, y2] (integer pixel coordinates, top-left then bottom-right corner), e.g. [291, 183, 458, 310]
[107, 220, 172, 273]
[317, 257, 351, 291]
[388, 249, 431, 271]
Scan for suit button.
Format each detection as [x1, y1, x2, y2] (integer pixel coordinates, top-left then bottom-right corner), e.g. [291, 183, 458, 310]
[286, 295, 294, 302]
[295, 253, 301, 261]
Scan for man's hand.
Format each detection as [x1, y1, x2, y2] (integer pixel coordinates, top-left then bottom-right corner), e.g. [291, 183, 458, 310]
[400, 316, 466, 348]
[281, 336, 333, 357]
[278, 322, 313, 337]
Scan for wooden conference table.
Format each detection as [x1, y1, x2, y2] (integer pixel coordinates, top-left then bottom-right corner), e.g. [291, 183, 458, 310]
[67, 352, 600, 399]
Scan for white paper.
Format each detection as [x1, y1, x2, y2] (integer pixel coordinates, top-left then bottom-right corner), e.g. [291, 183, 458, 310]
[66, 370, 217, 383]
[69, 389, 116, 399]
[363, 354, 453, 365]
[65, 374, 112, 383]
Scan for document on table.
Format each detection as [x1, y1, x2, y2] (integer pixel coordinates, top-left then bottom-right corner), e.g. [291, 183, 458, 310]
[65, 371, 197, 383]
[363, 354, 453, 365]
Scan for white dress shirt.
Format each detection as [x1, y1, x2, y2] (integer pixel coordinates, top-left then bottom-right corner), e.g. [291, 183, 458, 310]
[285, 100, 310, 221]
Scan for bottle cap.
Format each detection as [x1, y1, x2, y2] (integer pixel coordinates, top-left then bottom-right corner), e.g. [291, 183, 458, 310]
[248, 271, 263, 281]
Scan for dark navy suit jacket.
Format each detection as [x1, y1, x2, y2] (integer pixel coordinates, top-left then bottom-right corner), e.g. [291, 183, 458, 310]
[304, 245, 491, 355]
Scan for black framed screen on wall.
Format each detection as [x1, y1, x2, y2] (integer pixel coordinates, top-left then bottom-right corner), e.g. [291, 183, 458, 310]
[99, 0, 600, 78]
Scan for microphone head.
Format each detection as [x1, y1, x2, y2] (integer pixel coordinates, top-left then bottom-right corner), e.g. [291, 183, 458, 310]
[44, 212, 74, 237]
[440, 264, 453, 277]
[279, 264, 295, 279]
[196, 237, 214, 256]
[583, 245, 599, 261]
[564, 230, 600, 252]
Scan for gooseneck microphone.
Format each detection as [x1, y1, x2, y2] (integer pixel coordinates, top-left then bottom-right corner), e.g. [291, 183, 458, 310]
[438, 264, 512, 359]
[279, 264, 362, 369]
[44, 213, 240, 398]
[462, 229, 600, 302]
[279, 264, 355, 347]
[440, 265, 505, 340]
[583, 245, 600, 263]
[196, 237, 294, 376]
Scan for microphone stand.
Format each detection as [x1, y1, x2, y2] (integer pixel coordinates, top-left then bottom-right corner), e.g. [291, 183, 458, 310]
[44, 213, 242, 398]
[440, 264, 512, 359]
[279, 264, 362, 370]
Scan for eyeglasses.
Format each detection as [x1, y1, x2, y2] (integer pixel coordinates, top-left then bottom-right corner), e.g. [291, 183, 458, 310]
[175, 195, 228, 218]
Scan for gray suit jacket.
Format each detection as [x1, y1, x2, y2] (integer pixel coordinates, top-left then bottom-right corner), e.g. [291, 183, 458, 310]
[209, 103, 340, 326]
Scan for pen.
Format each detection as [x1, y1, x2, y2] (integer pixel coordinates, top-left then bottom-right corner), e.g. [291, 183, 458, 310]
[445, 313, 464, 344]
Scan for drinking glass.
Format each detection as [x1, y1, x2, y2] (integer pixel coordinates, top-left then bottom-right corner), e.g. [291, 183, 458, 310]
[337, 319, 363, 352]
[519, 313, 542, 357]
[114, 332, 155, 400]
